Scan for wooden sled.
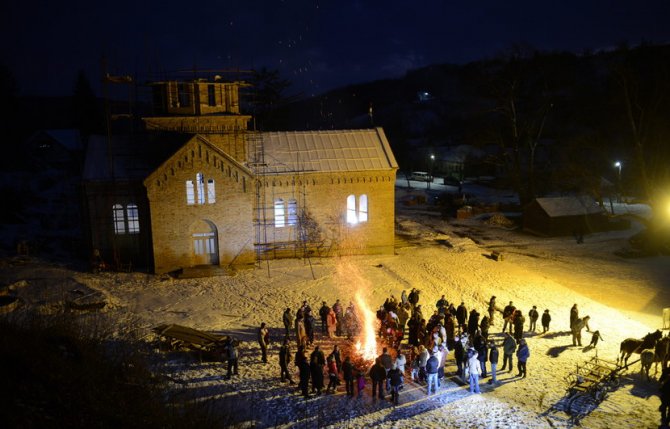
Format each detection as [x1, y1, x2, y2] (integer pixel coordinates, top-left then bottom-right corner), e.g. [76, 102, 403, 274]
[153, 324, 229, 360]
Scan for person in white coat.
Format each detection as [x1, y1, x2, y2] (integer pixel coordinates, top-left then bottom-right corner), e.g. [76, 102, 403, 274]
[465, 347, 482, 394]
[394, 347, 407, 374]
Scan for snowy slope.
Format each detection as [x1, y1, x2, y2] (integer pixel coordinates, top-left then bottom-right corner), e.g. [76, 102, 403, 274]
[0, 183, 666, 428]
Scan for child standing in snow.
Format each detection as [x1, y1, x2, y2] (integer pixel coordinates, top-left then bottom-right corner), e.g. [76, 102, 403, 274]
[589, 330, 603, 348]
[356, 369, 366, 397]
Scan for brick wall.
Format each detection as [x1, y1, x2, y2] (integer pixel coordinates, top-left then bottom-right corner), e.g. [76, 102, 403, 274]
[146, 139, 397, 274]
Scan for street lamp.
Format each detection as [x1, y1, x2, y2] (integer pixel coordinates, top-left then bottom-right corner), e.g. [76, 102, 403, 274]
[428, 154, 435, 190]
[614, 161, 622, 202]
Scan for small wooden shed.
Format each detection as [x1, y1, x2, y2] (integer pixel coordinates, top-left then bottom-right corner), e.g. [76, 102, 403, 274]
[523, 196, 607, 236]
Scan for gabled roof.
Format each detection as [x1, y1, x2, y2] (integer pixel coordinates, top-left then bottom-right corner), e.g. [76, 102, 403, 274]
[260, 128, 398, 174]
[533, 196, 605, 217]
[29, 129, 82, 151]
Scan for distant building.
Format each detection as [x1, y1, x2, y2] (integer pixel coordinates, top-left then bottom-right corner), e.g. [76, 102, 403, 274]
[523, 196, 608, 236]
[83, 79, 398, 274]
[25, 129, 83, 173]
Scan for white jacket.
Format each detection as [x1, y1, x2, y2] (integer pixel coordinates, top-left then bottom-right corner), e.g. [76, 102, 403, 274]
[466, 353, 481, 376]
[395, 354, 407, 373]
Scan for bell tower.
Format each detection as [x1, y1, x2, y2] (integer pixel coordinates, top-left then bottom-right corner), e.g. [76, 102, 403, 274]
[142, 79, 252, 162]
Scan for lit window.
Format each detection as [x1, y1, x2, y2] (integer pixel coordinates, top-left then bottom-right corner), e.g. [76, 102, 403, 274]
[274, 199, 285, 228]
[126, 204, 140, 234]
[346, 194, 369, 224]
[207, 179, 216, 203]
[186, 180, 195, 205]
[196, 173, 205, 205]
[193, 232, 216, 255]
[288, 199, 298, 226]
[359, 195, 368, 222]
[346, 195, 357, 224]
[113, 204, 126, 234]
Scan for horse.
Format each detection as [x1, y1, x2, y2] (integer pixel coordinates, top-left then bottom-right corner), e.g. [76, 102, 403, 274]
[641, 348, 656, 381]
[655, 336, 670, 375]
[618, 329, 663, 367]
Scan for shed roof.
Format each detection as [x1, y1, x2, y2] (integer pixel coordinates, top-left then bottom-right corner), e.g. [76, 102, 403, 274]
[260, 128, 397, 174]
[533, 196, 604, 217]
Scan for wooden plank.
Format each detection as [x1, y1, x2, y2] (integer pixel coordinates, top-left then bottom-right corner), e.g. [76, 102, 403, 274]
[155, 324, 225, 347]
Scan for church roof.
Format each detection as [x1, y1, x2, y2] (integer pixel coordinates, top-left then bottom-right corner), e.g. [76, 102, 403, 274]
[259, 128, 398, 174]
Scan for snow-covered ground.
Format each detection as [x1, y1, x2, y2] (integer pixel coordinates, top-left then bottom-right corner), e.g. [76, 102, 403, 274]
[1, 180, 667, 428]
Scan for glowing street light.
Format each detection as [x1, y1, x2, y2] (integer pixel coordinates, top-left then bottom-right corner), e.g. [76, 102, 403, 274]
[614, 161, 622, 202]
[428, 154, 435, 190]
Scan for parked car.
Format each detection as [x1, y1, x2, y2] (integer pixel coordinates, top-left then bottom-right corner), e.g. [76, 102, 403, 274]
[408, 171, 433, 182]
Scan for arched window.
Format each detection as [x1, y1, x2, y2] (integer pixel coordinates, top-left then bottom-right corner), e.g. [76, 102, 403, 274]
[346, 195, 357, 224]
[196, 172, 205, 205]
[274, 199, 285, 228]
[186, 173, 215, 205]
[207, 179, 216, 203]
[126, 204, 140, 234]
[358, 195, 368, 222]
[186, 180, 195, 205]
[346, 194, 369, 225]
[288, 199, 298, 226]
[113, 204, 126, 234]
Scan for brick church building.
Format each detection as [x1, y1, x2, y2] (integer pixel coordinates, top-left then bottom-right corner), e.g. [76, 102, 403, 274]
[83, 79, 398, 274]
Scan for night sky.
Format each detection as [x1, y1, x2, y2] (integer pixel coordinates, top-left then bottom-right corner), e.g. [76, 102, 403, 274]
[4, 0, 670, 98]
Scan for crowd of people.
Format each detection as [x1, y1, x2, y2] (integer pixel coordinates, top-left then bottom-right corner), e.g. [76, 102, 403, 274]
[238, 290, 600, 404]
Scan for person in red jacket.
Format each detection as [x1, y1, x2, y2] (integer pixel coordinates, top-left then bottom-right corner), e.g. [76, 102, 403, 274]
[326, 355, 339, 393]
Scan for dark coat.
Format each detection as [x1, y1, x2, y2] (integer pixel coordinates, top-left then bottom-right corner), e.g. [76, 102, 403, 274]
[329, 349, 342, 369]
[542, 311, 551, 326]
[319, 304, 330, 321]
[503, 335, 517, 355]
[369, 363, 387, 382]
[282, 310, 292, 328]
[570, 306, 579, 327]
[310, 349, 325, 366]
[476, 342, 488, 363]
[343, 360, 355, 381]
[456, 304, 468, 324]
[513, 314, 525, 331]
[529, 308, 539, 321]
[388, 368, 404, 386]
[279, 344, 291, 367]
[468, 310, 479, 331]
[480, 315, 490, 331]
[454, 340, 464, 361]
[489, 346, 499, 364]
[310, 360, 324, 389]
[298, 359, 310, 384]
[503, 304, 515, 319]
[426, 355, 439, 374]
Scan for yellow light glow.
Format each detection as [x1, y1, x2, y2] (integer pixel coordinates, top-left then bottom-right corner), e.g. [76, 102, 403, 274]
[335, 259, 377, 362]
[354, 292, 378, 361]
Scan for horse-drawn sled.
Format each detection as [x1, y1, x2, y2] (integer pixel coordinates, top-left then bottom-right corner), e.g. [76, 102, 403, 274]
[562, 354, 626, 423]
[153, 323, 229, 361]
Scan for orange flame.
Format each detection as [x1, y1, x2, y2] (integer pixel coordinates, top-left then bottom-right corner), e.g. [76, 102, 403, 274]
[354, 292, 378, 361]
[335, 258, 378, 362]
